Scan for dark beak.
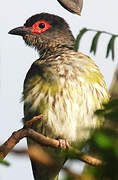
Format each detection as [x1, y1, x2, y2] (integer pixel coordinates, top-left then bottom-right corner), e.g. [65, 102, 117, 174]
[8, 26, 30, 36]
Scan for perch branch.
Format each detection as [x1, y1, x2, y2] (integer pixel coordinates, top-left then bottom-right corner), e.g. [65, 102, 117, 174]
[0, 116, 103, 166]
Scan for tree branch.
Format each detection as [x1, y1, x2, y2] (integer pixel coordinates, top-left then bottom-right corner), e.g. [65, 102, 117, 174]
[0, 128, 28, 159]
[0, 116, 103, 167]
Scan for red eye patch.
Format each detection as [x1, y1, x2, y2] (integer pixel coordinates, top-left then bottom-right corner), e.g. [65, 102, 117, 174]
[23, 20, 51, 34]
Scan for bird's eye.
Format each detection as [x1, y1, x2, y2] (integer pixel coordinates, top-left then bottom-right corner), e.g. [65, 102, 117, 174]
[38, 23, 45, 29]
[30, 20, 51, 34]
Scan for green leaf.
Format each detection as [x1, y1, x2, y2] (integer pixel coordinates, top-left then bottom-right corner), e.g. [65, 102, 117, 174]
[103, 99, 118, 109]
[94, 132, 113, 149]
[106, 35, 116, 60]
[90, 32, 101, 55]
[104, 110, 118, 120]
[113, 146, 118, 158]
[0, 158, 10, 166]
[74, 28, 88, 51]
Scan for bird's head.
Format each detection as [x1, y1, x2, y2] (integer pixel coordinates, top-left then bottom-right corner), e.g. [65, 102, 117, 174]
[9, 13, 75, 57]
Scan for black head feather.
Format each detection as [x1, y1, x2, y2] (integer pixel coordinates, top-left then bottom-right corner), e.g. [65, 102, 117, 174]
[9, 13, 75, 58]
[24, 13, 69, 30]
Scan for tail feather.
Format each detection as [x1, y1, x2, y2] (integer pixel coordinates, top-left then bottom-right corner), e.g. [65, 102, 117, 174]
[27, 135, 66, 180]
[31, 160, 59, 180]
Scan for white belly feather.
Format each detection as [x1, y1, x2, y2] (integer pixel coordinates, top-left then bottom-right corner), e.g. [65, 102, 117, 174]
[24, 52, 109, 143]
[24, 75, 108, 143]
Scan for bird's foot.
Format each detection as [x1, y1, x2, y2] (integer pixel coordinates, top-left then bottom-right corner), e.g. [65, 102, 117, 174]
[58, 139, 69, 150]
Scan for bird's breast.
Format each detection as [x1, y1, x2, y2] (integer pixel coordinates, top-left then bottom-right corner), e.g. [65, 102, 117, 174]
[23, 54, 109, 143]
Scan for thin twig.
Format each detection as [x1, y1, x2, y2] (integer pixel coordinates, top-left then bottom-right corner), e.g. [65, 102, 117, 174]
[24, 114, 43, 127]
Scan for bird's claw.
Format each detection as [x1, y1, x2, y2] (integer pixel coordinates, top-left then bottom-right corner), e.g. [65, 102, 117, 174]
[58, 139, 69, 150]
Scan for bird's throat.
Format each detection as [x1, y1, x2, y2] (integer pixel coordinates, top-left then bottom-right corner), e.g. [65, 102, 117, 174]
[39, 45, 74, 60]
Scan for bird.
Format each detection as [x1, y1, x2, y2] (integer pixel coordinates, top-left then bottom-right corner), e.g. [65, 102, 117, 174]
[9, 13, 109, 180]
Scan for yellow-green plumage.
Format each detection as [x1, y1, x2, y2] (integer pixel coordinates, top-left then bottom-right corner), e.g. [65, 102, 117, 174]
[23, 51, 109, 180]
[9, 13, 109, 180]
[24, 51, 109, 142]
